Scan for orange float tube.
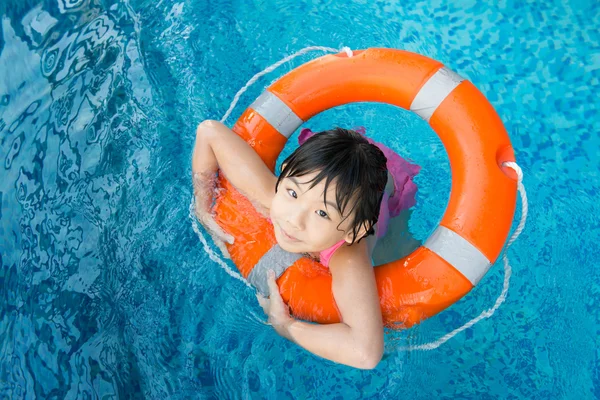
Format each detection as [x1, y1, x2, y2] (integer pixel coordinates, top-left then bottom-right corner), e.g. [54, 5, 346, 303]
[212, 48, 517, 328]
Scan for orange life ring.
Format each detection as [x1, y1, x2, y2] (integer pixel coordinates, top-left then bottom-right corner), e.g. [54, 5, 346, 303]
[212, 48, 517, 328]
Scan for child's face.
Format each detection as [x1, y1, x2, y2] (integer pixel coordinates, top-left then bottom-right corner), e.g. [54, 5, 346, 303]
[270, 171, 355, 254]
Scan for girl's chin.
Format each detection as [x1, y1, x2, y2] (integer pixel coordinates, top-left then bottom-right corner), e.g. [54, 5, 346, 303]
[275, 238, 304, 253]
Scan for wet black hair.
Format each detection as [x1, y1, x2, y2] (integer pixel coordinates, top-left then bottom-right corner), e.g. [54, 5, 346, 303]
[276, 127, 388, 244]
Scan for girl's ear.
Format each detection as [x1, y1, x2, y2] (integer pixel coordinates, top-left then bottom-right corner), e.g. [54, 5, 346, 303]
[343, 222, 371, 244]
[280, 162, 289, 174]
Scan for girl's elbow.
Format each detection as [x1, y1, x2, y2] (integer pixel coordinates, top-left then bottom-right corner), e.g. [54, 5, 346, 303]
[196, 120, 220, 138]
[355, 345, 383, 370]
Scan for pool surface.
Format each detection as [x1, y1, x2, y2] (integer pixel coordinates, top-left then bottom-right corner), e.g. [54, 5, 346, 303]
[1, 0, 599, 398]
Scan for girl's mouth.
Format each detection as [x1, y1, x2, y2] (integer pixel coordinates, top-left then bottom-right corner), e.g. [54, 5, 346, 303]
[278, 224, 301, 243]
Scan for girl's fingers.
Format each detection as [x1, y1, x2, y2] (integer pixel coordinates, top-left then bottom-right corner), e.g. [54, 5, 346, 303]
[203, 217, 235, 245]
[211, 222, 234, 245]
[212, 236, 231, 259]
[267, 271, 283, 301]
[256, 294, 269, 312]
[206, 218, 234, 244]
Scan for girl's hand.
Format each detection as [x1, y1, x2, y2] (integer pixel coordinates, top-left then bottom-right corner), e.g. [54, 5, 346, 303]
[198, 211, 234, 259]
[191, 120, 277, 259]
[193, 172, 234, 258]
[257, 270, 295, 339]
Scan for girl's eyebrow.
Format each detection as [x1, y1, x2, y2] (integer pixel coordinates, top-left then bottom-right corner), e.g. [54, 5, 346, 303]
[323, 200, 342, 216]
[288, 176, 307, 193]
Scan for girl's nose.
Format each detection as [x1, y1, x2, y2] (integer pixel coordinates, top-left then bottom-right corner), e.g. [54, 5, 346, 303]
[286, 208, 305, 231]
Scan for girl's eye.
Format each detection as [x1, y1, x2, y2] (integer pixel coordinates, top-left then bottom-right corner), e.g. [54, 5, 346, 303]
[316, 210, 329, 219]
[287, 189, 297, 199]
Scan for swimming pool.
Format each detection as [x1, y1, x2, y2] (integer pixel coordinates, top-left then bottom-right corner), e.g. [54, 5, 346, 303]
[1, 0, 598, 398]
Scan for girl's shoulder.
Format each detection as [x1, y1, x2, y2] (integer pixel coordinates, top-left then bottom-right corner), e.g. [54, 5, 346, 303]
[327, 239, 372, 273]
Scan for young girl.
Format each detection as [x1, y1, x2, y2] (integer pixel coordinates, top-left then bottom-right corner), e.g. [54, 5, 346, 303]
[192, 120, 419, 369]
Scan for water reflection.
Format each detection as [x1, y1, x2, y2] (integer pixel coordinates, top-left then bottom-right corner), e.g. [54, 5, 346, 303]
[2, 0, 599, 397]
[0, 1, 202, 398]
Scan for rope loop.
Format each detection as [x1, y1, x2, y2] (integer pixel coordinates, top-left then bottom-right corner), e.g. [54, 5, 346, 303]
[400, 162, 528, 351]
[193, 46, 528, 352]
[220, 45, 351, 123]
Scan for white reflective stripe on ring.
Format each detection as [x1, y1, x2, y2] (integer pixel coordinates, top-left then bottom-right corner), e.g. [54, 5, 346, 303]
[247, 244, 302, 296]
[249, 91, 304, 138]
[424, 226, 491, 286]
[410, 67, 464, 122]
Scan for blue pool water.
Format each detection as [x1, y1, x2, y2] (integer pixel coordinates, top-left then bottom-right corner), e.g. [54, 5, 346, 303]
[1, 0, 599, 398]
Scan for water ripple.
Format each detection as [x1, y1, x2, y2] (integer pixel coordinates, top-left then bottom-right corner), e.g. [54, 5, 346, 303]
[1, 0, 599, 398]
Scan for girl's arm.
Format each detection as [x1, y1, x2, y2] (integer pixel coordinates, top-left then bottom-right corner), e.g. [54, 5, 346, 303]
[260, 241, 384, 370]
[192, 120, 277, 241]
